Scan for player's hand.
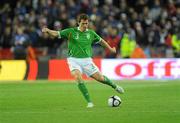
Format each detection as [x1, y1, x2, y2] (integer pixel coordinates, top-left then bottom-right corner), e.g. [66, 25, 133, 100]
[110, 47, 116, 54]
[42, 27, 49, 33]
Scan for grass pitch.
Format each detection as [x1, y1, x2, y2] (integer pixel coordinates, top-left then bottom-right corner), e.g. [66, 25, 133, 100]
[0, 80, 180, 123]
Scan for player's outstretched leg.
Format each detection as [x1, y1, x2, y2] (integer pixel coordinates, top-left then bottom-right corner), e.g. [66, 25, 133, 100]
[103, 75, 124, 94]
[91, 72, 124, 94]
[71, 70, 94, 108]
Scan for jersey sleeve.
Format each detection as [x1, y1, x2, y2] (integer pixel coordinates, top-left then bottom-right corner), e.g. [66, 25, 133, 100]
[92, 31, 102, 43]
[58, 28, 71, 39]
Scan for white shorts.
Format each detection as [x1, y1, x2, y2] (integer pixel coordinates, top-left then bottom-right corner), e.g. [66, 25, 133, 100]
[67, 57, 99, 77]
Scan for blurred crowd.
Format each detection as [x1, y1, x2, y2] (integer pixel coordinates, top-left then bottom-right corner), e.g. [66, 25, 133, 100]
[0, 0, 180, 60]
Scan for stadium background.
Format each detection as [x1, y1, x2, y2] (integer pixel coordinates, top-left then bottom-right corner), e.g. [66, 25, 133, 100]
[0, 0, 180, 123]
[0, 0, 180, 80]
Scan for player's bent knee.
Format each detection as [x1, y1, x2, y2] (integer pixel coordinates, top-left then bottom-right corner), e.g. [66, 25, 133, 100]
[91, 72, 105, 82]
[94, 75, 104, 82]
[99, 76, 105, 82]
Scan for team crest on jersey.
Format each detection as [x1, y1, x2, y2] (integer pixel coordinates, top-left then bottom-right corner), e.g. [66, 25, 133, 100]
[86, 33, 90, 39]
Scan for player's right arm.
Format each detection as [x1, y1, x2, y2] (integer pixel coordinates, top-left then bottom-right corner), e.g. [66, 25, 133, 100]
[42, 27, 71, 39]
[42, 27, 59, 38]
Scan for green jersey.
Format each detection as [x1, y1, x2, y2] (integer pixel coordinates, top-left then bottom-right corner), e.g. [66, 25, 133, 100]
[58, 27, 101, 58]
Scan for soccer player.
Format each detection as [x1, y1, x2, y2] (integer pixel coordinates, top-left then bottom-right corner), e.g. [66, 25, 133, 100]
[42, 13, 124, 108]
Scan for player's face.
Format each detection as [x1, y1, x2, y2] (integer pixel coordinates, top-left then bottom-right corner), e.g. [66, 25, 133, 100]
[79, 19, 89, 31]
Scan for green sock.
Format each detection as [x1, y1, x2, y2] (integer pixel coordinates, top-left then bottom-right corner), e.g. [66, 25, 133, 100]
[78, 82, 91, 103]
[103, 75, 117, 89]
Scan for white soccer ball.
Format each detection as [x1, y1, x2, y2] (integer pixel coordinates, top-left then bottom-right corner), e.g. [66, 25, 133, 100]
[108, 95, 122, 107]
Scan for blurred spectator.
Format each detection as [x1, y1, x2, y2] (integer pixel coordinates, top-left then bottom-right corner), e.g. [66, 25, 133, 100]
[104, 26, 121, 58]
[11, 26, 29, 59]
[120, 33, 136, 58]
[130, 44, 147, 58]
[27, 45, 37, 61]
[0, 24, 12, 48]
[172, 32, 180, 58]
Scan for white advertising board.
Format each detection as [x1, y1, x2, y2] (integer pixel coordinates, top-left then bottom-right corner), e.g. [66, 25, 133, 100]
[101, 59, 180, 80]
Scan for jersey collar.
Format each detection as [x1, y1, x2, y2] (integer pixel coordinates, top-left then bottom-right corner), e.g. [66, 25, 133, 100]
[77, 27, 88, 32]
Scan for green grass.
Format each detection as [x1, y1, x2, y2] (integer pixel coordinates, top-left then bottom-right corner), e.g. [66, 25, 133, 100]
[0, 80, 180, 123]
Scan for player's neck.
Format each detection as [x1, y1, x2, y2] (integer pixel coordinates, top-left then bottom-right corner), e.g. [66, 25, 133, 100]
[80, 27, 86, 32]
[78, 26, 87, 32]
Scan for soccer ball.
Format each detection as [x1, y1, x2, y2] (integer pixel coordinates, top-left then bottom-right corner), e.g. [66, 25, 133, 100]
[108, 95, 122, 107]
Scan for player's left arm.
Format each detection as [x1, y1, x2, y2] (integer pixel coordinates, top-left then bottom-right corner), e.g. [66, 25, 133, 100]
[99, 39, 116, 54]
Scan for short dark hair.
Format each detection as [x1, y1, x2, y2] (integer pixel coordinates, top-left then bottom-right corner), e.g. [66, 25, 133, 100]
[77, 13, 89, 23]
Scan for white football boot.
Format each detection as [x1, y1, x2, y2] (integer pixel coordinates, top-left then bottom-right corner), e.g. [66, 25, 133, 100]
[115, 85, 125, 94]
[87, 102, 94, 108]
